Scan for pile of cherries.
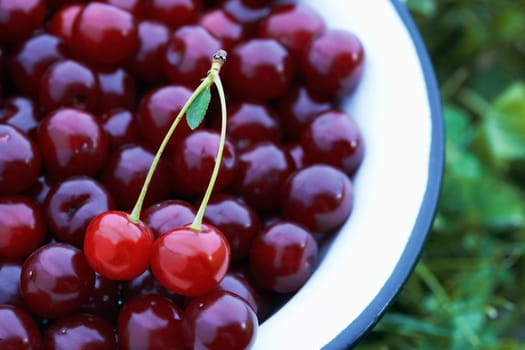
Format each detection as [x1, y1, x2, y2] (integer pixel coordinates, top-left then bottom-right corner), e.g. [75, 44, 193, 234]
[0, 0, 365, 348]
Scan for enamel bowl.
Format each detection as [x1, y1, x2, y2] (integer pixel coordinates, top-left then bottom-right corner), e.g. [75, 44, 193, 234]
[255, 1, 444, 349]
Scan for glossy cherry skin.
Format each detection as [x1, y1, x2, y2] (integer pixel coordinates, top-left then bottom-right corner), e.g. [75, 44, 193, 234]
[37, 108, 108, 180]
[140, 0, 203, 29]
[285, 142, 309, 170]
[95, 66, 136, 114]
[100, 109, 140, 150]
[0, 96, 40, 139]
[104, 0, 141, 14]
[127, 20, 170, 84]
[47, 4, 84, 46]
[84, 210, 154, 280]
[225, 38, 294, 100]
[221, 0, 271, 34]
[101, 143, 172, 210]
[301, 29, 365, 98]
[0, 196, 46, 260]
[150, 223, 231, 296]
[182, 290, 258, 350]
[0, 0, 46, 43]
[234, 142, 294, 211]
[172, 129, 238, 199]
[250, 221, 318, 293]
[203, 193, 260, 261]
[44, 176, 116, 248]
[0, 305, 41, 349]
[0, 261, 26, 308]
[72, 2, 139, 65]
[23, 175, 54, 206]
[301, 110, 364, 175]
[39, 59, 100, 112]
[43, 313, 117, 350]
[117, 294, 185, 350]
[20, 243, 96, 319]
[163, 25, 222, 88]
[199, 9, 246, 50]
[0, 124, 41, 195]
[142, 199, 196, 238]
[79, 273, 120, 321]
[215, 271, 258, 313]
[9, 33, 68, 97]
[282, 164, 354, 233]
[121, 268, 182, 304]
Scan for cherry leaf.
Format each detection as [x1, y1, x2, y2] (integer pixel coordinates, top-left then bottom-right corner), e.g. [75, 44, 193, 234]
[187, 87, 211, 130]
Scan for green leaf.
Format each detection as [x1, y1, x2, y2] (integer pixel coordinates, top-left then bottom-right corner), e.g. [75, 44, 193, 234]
[186, 87, 211, 130]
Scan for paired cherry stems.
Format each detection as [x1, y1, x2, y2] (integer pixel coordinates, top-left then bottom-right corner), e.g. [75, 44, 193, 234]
[129, 50, 228, 231]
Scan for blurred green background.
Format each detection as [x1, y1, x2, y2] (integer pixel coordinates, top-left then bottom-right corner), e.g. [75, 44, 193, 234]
[358, 0, 525, 349]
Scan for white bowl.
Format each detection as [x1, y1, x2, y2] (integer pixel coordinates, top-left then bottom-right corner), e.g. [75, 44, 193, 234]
[254, 1, 444, 349]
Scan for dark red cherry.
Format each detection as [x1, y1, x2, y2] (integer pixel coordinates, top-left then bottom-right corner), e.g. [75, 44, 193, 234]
[173, 129, 238, 199]
[79, 273, 120, 321]
[104, 0, 141, 14]
[137, 85, 193, 151]
[72, 2, 139, 65]
[95, 66, 136, 114]
[301, 110, 364, 175]
[0, 261, 26, 308]
[221, 0, 271, 34]
[0, 96, 40, 137]
[140, 0, 203, 29]
[163, 25, 222, 88]
[37, 108, 108, 180]
[282, 164, 354, 233]
[121, 268, 182, 303]
[301, 29, 365, 98]
[225, 38, 294, 100]
[48, 0, 89, 9]
[0, 124, 41, 195]
[9, 33, 68, 97]
[127, 20, 170, 83]
[216, 271, 258, 313]
[44, 176, 116, 248]
[117, 294, 185, 350]
[250, 221, 318, 293]
[285, 142, 308, 170]
[20, 243, 95, 319]
[182, 290, 258, 350]
[84, 211, 154, 280]
[234, 142, 294, 211]
[43, 313, 117, 350]
[150, 223, 230, 296]
[100, 109, 140, 150]
[203, 193, 260, 261]
[39, 59, 100, 112]
[101, 143, 172, 210]
[0, 0, 46, 43]
[47, 4, 83, 46]
[142, 199, 196, 238]
[24, 175, 54, 206]
[257, 3, 326, 58]
[199, 9, 247, 50]
[0, 196, 46, 260]
[0, 305, 41, 349]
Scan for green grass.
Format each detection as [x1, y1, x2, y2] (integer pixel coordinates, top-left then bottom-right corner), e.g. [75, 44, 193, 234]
[357, 1, 525, 349]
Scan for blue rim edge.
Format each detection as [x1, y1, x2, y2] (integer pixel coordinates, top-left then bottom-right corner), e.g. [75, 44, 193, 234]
[323, 1, 445, 349]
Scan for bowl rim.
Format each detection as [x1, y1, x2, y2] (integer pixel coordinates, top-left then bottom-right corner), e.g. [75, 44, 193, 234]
[322, 1, 444, 348]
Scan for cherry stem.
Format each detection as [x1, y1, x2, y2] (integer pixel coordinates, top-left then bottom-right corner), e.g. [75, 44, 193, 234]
[190, 72, 227, 232]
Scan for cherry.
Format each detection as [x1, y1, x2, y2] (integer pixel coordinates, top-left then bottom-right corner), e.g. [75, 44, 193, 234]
[117, 294, 185, 350]
[0, 0, 46, 43]
[0, 305, 41, 349]
[0, 96, 40, 138]
[24, 175, 54, 207]
[0, 124, 41, 196]
[9, 33, 68, 97]
[301, 29, 365, 98]
[234, 141, 294, 211]
[37, 108, 108, 180]
[43, 313, 117, 350]
[142, 199, 196, 238]
[79, 273, 120, 321]
[150, 223, 230, 296]
[84, 210, 154, 280]
[224, 38, 294, 100]
[221, 0, 271, 34]
[257, 3, 325, 59]
[282, 164, 354, 233]
[182, 290, 258, 350]
[48, 0, 88, 9]
[172, 129, 238, 198]
[140, 0, 204, 29]
[39, 59, 100, 112]
[203, 193, 260, 261]
[0, 261, 26, 309]
[285, 142, 308, 170]
[200, 9, 247, 50]
[100, 109, 140, 150]
[301, 110, 365, 175]
[121, 268, 182, 303]
[127, 20, 171, 84]
[250, 221, 318, 293]
[104, 0, 141, 14]
[44, 176, 116, 248]
[0, 196, 46, 260]
[95, 66, 137, 114]
[101, 143, 172, 210]
[20, 243, 96, 319]
[72, 2, 139, 65]
[47, 4, 84, 46]
[163, 25, 222, 88]
[216, 271, 259, 313]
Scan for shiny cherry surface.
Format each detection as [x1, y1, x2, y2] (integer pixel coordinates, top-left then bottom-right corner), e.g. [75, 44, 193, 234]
[0, 96, 40, 137]
[0, 305, 41, 349]
[0, 261, 26, 308]
[140, 0, 203, 28]
[95, 66, 136, 113]
[79, 273, 120, 321]
[150, 223, 231, 296]
[0, 0, 46, 43]
[216, 271, 259, 313]
[84, 210, 154, 280]
[47, 4, 84, 46]
[199, 9, 246, 50]
[100, 109, 140, 150]
[142, 199, 196, 238]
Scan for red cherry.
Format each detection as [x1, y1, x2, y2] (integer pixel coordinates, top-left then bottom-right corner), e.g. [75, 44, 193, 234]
[79, 273, 120, 321]
[199, 9, 247, 50]
[47, 4, 84, 46]
[94, 66, 137, 114]
[0, 305, 41, 349]
[0, 261, 26, 309]
[0, 0, 46, 43]
[150, 223, 230, 296]
[84, 210, 154, 280]
[0, 96, 40, 139]
[100, 109, 140, 150]
[140, 0, 204, 29]
[142, 199, 196, 238]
